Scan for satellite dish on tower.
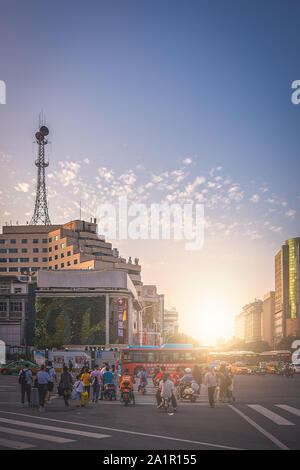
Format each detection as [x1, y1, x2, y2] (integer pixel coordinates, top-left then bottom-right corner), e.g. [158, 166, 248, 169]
[40, 126, 49, 136]
[35, 132, 44, 142]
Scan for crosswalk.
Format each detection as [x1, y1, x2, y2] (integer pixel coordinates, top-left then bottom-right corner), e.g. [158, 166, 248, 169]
[0, 413, 111, 449]
[246, 404, 300, 426]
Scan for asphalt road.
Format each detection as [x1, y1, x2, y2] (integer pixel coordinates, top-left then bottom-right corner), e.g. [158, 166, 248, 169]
[0, 373, 299, 451]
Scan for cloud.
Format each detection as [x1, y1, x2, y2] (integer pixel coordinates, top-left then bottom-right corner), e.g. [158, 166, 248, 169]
[250, 194, 260, 203]
[83, 158, 90, 164]
[15, 183, 30, 192]
[285, 209, 296, 218]
[182, 157, 192, 165]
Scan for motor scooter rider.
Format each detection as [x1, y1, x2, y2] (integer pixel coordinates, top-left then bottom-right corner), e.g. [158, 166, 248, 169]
[154, 366, 166, 386]
[137, 367, 148, 391]
[119, 368, 135, 404]
[156, 373, 177, 411]
[178, 368, 194, 398]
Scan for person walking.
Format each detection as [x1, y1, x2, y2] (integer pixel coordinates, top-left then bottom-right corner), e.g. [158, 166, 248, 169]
[90, 365, 101, 403]
[81, 367, 91, 399]
[19, 365, 33, 408]
[72, 374, 85, 407]
[111, 364, 119, 397]
[45, 361, 57, 403]
[192, 365, 202, 395]
[36, 364, 51, 412]
[204, 366, 218, 408]
[60, 365, 73, 407]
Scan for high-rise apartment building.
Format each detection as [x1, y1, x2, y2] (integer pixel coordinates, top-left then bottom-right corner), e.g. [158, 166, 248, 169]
[262, 291, 275, 347]
[275, 238, 300, 341]
[235, 299, 263, 343]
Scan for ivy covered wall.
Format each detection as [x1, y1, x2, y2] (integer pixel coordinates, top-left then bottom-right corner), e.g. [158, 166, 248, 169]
[34, 296, 106, 348]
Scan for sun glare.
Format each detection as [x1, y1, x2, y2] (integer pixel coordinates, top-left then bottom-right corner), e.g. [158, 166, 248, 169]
[194, 300, 232, 345]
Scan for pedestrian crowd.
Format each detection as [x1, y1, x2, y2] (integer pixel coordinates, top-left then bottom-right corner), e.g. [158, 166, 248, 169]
[19, 360, 119, 412]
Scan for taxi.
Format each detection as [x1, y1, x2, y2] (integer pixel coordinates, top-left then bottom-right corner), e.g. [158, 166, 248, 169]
[231, 362, 249, 375]
[0, 360, 40, 375]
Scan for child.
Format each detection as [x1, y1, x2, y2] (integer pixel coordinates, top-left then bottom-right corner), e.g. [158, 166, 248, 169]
[73, 375, 85, 407]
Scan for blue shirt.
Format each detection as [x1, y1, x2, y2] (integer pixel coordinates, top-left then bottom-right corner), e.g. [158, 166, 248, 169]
[37, 370, 50, 384]
[103, 371, 113, 385]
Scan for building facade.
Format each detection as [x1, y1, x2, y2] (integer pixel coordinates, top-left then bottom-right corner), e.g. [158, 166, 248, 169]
[163, 308, 179, 339]
[275, 238, 300, 342]
[0, 219, 142, 289]
[0, 276, 36, 346]
[235, 299, 263, 343]
[262, 291, 275, 347]
[137, 285, 164, 346]
[35, 270, 141, 348]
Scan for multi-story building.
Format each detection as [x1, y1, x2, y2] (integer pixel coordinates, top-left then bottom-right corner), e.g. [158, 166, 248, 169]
[262, 291, 275, 347]
[163, 308, 179, 339]
[235, 299, 263, 343]
[0, 219, 142, 289]
[0, 276, 36, 346]
[35, 269, 141, 348]
[137, 285, 164, 346]
[275, 238, 300, 342]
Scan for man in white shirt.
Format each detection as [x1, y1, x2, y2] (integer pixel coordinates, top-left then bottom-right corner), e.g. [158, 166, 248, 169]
[204, 367, 218, 408]
[158, 373, 177, 411]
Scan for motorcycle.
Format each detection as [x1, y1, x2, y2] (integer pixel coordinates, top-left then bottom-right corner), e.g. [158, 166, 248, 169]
[178, 381, 198, 402]
[120, 382, 133, 406]
[139, 379, 147, 395]
[104, 383, 117, 401]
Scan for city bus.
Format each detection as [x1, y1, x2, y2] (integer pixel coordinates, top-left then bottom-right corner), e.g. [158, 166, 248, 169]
[259, 350, 291, 364]
[119, 344, 209, 376]
[209, 351, 260, 367]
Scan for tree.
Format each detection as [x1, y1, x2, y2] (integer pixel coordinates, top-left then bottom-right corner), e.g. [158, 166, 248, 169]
[81, 308, 91, 344]
[165, 332, 200, 347]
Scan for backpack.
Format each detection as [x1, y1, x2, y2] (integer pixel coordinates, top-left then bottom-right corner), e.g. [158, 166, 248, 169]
[19, 370, 27, 386]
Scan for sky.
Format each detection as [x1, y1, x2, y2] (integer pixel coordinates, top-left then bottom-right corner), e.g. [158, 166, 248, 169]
[0, 0, 300, 344]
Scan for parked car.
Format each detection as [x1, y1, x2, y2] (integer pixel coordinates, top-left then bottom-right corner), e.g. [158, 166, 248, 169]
[0, 360, 40, 375]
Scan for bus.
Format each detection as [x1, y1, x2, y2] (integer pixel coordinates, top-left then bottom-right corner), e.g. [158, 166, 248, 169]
[209, 351, 260, 367]
[259, 350, 291, 364]
[119, 344, 209, 376]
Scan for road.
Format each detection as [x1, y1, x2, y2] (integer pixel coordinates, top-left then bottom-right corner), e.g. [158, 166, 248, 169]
[0, 373, 299, 450]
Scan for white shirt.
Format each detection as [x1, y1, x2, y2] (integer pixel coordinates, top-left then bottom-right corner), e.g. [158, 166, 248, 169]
[204, 371, 217, 387]
[160, 379, 175, 398]
[73, 380, 85, 393]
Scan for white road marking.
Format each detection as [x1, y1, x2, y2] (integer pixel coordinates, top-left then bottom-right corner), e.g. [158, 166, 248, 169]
[0, 417, 111, 440]
[0, 425, 74, 443]
[0, 437, 35, 449]
[275, 405, 300, 417]
[0, 411, 243, 450]
[228, 405, 289, 450]
[248, 405, 295, 426]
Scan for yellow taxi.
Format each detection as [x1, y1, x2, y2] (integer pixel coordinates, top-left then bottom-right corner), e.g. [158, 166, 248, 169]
[231, 362, 249, 375]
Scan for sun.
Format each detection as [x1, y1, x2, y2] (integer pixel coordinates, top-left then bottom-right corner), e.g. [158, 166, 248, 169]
[193, 299, 232, 345]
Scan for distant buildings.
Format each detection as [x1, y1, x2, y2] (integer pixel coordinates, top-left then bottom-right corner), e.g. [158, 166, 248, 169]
[163, 307, 179, 338]
[235, 299, 263, 343]
[235, 237, 300, 347]
[139, 285, 164, 346]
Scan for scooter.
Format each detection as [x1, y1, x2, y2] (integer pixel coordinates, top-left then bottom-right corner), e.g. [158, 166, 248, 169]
[104, 383, 117, 401]
[178, 382, 198, 402]
[120, 382, 133, 406]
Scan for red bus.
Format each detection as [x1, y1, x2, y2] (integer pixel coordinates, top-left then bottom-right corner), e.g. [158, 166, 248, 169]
[119, 344, 209, 376]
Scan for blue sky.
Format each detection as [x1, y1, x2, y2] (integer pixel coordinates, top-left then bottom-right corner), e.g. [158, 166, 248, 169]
[0, 0, 300, 342]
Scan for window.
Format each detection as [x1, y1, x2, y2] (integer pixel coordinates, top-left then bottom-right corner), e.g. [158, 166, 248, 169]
[55, 235, 58, 241]
[49, 247, 52, 252]
[20, 258, 29, 262]
[14, 288, 22, 294]
[0, 249, 6, 253]
[33, 248, 39, 253]
[54, 255, 58, 260]
[42, 238, 47, 244]
[54, 265, 58, 270]
[10, 239, 16, 244]
[0, 302, 7, 311]
[9, 258, 18, 262]
[9, 249, 18, 253]
[61, 253, 64, 258]
[22, 248, 27, 253]
[33, 258, 39, 262]
[42, 248, 47, 253]
[20, 267, 29, 272]
[61, 243, 65, 249]
[33, 239, 39, 244]
[67, 251, 71, 256]
[9, 267, 18, 272]
[49, 256, 52, 261]
[55, 245, 58, 250]
[0, 240, 5, 244]
[67, 261, 71, 266]
[42, 258, 47, 262]
[74, 259, 78, 265]
[49, 266, 52, 270]
[0, 268, 6, 272]
[10, 302, 22, 312]
[0, 258, 7, 263]
[61, 263, 64, 268]
[21, 239, 27, 244]
[49, 237, 52, 242]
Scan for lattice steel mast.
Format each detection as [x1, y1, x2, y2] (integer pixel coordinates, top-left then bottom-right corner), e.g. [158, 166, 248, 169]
[30, 123, 51, 225]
